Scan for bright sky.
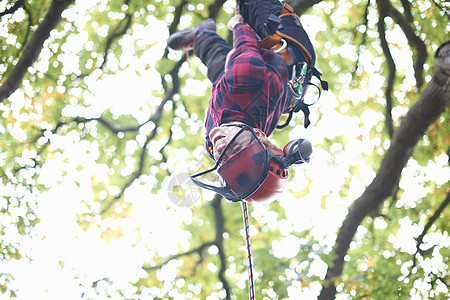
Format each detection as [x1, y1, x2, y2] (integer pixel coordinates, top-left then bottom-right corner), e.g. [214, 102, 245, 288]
[1, 0, 449, 299]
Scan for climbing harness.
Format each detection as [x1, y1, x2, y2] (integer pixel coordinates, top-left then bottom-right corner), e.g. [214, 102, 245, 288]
[242, 202, 255, 300]
[256, 2, 329, 129]
[277, 61, 325, 129]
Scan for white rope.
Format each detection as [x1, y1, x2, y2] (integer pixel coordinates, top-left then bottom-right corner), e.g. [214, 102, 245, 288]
[241, 201, 255, 300]
[235, 2, 255, 298]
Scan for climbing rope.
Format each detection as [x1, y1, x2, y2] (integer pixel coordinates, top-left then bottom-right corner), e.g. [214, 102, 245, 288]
[241, 201, 255, 300]
[235, 2, 254, 299]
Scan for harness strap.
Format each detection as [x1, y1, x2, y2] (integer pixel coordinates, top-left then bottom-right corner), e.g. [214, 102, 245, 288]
[259, 3, 311, 68]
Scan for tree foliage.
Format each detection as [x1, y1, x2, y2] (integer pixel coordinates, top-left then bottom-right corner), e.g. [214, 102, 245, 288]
[0, 0, 449, 298]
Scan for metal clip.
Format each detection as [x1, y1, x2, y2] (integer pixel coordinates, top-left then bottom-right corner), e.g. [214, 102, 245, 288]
[274, 39, 287, 53]
[288, 63, 307, 99]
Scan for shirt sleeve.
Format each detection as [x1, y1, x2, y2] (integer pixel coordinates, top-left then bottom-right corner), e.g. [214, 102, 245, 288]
[224, 24, 273, 90]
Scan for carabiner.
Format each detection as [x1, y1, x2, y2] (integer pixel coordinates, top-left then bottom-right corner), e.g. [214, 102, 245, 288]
[274, 39, 287, 53]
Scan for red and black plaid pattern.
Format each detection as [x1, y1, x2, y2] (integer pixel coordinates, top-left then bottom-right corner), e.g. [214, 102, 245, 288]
[205, 24, 288, 158]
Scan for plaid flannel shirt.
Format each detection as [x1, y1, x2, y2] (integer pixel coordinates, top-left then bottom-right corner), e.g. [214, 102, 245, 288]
[205, 23, 288, 158]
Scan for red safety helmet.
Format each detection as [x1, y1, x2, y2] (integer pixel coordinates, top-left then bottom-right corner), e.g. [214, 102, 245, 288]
[217, 143, 288, 203]
[191, 125, 311, 203]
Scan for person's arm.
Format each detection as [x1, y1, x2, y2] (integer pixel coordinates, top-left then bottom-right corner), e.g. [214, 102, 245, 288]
[227, 14, 245, 32]
[227, 14, 261, 65]
[224, 19, 270, 90]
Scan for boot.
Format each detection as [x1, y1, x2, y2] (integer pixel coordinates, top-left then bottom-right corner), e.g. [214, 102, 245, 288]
[167, 19, 216, 51]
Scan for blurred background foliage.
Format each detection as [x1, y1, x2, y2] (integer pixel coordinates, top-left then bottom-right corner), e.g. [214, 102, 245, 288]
[0, 0, 449, 299]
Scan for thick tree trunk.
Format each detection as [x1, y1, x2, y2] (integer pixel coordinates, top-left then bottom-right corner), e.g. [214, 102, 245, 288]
[0, 0, 74, 102]
[319, 40, 450, 299]
[286, 0, 324, 16]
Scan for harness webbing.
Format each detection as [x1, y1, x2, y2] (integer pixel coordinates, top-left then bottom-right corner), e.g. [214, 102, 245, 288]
[241, 202, 255, 300]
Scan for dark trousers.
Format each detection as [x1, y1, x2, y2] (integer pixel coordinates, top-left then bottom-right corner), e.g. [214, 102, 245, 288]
[193, 0, 284, 83]
[194, 32, 231, 83]
[193, 0, 314, 83]
[237, 0, 283, 39]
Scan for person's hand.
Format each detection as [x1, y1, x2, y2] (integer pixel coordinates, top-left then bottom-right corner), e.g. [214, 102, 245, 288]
[227, 14, 245, 30]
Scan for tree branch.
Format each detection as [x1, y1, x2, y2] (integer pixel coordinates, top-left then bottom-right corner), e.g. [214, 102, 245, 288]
[140, 194, 231, 298]
[208, 0, 227, 19]
[351, 0, 370, 79]
[319, 40, 450, 300]
[376, 0, 428, 89]
[99, 128, 156, 215]
[399, 0, 413, 23]
[0, 0, 75, 102]
[0, 0, 24, 17]
[430, 0, 450, 21]
[97, 45, 185, 214]
[408, 191, 450, 275]
[17, 3, 33, 60]
[99, 8, 133, 70]
[12, 121, 65, 174]
[160, 105, 177, 165]
[142, 241, 217, 271]
[376, 1, 396, 138]
[211, 194, 231, 299]
[97, 102, 169, 215]
[168, 0, 188, 36]
[286, 0, 324, 16]
[415, 192, 450, 251]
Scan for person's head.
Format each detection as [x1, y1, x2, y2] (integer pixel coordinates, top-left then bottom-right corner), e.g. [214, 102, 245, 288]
[209, 122, 272, 161]
[192, 123, 290, 203]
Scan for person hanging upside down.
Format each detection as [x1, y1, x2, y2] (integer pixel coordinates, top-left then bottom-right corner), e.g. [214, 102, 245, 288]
[167, 0, 326, 203]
